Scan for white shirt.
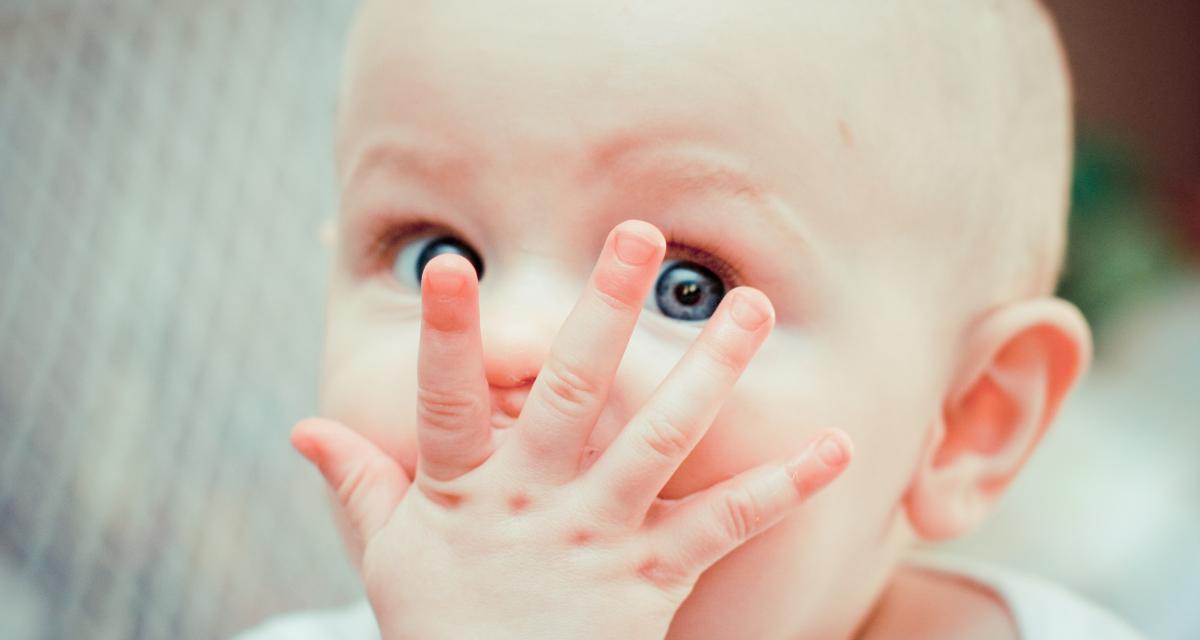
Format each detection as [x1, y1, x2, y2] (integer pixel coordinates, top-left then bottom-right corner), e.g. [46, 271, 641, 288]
[234, 556, 1145, 639]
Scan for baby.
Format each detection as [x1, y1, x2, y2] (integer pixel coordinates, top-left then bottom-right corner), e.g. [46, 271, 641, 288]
[242, 0, 1145, 638]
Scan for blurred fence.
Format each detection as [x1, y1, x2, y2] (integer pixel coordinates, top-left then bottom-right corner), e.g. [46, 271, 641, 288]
[1, 2, 359, 638]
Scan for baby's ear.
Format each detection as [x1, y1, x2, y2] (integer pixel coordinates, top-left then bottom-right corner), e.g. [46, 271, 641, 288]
[904, 297, 1091, 540]
[318, 218, 338, 250]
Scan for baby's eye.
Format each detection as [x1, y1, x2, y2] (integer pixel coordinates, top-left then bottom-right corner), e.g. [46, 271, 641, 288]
[391, 233, 485, 287]
[644, 259, 727, 322]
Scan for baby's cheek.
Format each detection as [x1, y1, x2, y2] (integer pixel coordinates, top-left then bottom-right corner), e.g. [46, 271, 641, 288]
[657, 395, 787, 499]
[319, 345, 421, 475]
[658, 365, 833, 499]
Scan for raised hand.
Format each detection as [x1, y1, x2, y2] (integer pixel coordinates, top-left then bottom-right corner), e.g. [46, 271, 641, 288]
[292, 220, 853, 640]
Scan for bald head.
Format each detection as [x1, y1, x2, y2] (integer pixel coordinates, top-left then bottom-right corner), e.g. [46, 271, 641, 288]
[323, 9, 1083, 633]
[896, 0, 1074, 300]
[336, 0, 1072, 306]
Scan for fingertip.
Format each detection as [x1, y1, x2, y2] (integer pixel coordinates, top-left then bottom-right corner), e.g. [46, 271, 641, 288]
[726, 287, 775, 332]
[290, 417, 357, 466]
[421, 254, 480, 333]
[815, 428, 854, 469]
[290, 418, 326, 462]
[291, 433, 319, 464]
[784, 429, 854, 497]
[422, 253, 478, 295]
[610, 220, 666, 268]
[614, 219, 666, 246]
[424, 268, 466, 299]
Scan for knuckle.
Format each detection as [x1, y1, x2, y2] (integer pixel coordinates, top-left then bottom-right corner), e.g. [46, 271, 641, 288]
[417, 384, 486, 430]
[635, 556, 690, 590]
[567, 528, 595, 546]
[335, 460, 372, 509]
[591, 271, 641, 314]
[695, 336, 748, 374]
[538, 357, 601, 419]
[639, 410, 691, 460]
[715, 487, 762, 544]
[422, 487, 465, 509]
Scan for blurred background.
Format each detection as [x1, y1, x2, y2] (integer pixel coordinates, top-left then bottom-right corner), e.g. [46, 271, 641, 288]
[0, 1, 1196, 638]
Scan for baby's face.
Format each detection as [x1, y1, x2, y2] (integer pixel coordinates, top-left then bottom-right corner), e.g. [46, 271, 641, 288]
[322, 1, 964, 635]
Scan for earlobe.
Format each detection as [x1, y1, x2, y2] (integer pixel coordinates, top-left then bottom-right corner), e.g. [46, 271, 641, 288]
[905, 297, 1091, 541]
[906, 424, 990, 540]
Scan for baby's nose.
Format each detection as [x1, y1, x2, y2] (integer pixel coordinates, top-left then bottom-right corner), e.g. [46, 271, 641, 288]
[482, 317, 551, 389]
[479, 271, 576, 420]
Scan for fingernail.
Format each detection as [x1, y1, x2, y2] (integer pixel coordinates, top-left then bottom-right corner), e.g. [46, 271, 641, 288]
[426, 270, 465, 297]
[614, 229, 659, 265]
[730, 293, 770, 330]
[815, 434, 848, 468]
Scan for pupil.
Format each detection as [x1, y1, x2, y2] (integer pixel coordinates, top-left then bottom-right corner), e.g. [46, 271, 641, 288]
[675, 281, 701, 305]
[416, 237, 484, 282]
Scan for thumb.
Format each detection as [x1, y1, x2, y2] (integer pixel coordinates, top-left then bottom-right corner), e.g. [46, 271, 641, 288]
[291, 417, 410, 542]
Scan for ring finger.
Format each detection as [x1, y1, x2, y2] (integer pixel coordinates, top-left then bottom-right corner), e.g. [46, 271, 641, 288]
[582, 286, 775, 522]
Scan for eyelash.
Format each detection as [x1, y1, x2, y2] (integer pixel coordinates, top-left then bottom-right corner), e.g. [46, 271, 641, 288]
[661, 230, 745, 289]
[366, 216, 441, 267]
[365, 215, 745, 288]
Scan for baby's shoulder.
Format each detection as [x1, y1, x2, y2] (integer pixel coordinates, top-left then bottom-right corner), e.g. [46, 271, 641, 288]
[903, 553, 1145, 640]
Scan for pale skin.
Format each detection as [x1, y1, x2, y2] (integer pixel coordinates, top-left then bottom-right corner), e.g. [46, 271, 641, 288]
[295, 223, 854, 638]
[295, 1, 1091, 638]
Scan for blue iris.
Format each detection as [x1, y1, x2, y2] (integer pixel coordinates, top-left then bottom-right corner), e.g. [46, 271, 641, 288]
[652, 260, 725, 321]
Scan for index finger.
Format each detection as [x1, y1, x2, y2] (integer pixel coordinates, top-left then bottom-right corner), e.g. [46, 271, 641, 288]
[416, 253, 494, 483]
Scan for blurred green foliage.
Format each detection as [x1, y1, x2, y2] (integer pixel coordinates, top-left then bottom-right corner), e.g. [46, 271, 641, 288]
[1056, 132, 1181, 336]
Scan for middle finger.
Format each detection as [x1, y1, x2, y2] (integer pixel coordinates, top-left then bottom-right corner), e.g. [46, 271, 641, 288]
[509, 219, 665, 482]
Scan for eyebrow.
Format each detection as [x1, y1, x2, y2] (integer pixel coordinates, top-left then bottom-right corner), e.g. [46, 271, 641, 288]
[583, 125, 759, 190]
[342, 125, 740, 193]
[340, 134, 475, 193]
[592, 146, 767, 202]
[585, 130, 812, 249]
[342, 128, 811, 249]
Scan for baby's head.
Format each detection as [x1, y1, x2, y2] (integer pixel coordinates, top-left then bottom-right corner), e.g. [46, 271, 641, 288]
[319, 0, 1089, 636]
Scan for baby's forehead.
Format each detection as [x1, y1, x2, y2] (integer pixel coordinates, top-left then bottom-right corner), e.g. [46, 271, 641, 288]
[339, 1, 1025, 178]
[340, 0, 1070, 299]
[340, 2, 908, 203]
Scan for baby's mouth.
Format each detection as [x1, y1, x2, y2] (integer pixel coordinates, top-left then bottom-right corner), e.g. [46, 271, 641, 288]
[490, 387, 529, 429]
